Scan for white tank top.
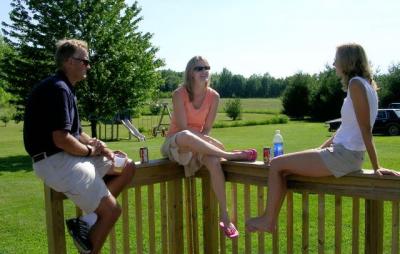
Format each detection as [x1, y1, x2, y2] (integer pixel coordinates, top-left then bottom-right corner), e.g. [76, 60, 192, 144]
[333, 76, 378, 151]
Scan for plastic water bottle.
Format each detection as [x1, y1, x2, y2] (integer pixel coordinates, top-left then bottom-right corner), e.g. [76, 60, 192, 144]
[273, 130, 284, 157]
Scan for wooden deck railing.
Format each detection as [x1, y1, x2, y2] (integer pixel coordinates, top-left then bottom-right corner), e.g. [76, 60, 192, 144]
[44, 159, 400, 253]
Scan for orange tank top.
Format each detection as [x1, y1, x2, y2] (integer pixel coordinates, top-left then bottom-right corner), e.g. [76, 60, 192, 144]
[167, 86, 218, 137]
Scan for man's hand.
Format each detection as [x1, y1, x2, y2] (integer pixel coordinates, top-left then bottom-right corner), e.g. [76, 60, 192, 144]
[88, 138, 107, 156]
[100, 147, 114, 160]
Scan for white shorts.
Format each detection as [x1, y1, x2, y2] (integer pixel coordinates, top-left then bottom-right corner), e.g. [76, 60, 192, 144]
[161, 133, 204, 177]
[33, 152, 112, 213]
[319, 143, 364, 177]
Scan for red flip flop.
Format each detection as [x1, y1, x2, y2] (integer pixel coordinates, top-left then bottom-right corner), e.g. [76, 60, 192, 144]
[233, 149, 257, 162]
[219, 222, 239, 239]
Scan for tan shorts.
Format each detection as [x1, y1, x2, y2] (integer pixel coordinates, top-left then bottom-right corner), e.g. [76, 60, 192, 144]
[161, 133, 204, 177]
[33, 152, 112, 213]
[319, 143, 364, 177]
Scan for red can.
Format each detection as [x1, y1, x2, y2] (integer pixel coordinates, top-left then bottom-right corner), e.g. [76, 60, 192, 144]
[140, 147, 149, 163]
[263, 147, 271, 165]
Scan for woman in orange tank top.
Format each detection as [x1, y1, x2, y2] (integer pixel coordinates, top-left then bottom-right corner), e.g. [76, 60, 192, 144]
[161, 56, 257, 239]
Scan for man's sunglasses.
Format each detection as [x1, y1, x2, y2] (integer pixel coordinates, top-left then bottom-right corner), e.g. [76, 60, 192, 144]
[72, 57, 90, 66]
[193, 66, 210, 72]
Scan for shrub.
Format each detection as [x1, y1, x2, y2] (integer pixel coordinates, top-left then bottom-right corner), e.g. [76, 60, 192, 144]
[149, 103, 162, 115]
[0, 114, 11, 126]
[282, 72, 313, 119]
[224, 98, 242, 120]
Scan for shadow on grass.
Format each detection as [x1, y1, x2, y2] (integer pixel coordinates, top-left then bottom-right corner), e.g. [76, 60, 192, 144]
[0, 155, 33, 173]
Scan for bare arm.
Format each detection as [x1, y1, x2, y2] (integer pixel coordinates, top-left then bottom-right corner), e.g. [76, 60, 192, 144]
[53, 130, 98, 156]
[202, 92, 220, 135]
[78, 131, 92, 144]
[53, 130, 113, 159]
[172, 89, 189, 131]
[350, 80, 400, 176]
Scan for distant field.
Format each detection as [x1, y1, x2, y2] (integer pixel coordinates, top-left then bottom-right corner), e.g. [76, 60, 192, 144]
[159, 97, 282, 114]
[219, 98, 282, 114]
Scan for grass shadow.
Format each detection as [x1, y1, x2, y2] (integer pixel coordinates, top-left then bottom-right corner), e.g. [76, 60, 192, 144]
[0, 155, 33, 173]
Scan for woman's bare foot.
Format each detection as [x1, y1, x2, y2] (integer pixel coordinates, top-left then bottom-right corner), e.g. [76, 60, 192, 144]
[245, 216, 275, 233]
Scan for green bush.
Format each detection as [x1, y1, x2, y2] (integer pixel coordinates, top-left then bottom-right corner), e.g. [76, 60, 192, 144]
[149, 103, 162, 115]
[224, 98, 242, 120]
[0, 104, 15, 127]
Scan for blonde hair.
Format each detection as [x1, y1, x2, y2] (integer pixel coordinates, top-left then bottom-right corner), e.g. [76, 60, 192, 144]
[55, 39, 88, 69]
[183, 56, 210, 101]
[335, 43, 377, 90]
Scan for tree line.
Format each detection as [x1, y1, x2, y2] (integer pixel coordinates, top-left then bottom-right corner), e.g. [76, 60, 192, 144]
[160, 64, 400, 121]
[159, 68, 286, 98]
[281, 65, 400, 121]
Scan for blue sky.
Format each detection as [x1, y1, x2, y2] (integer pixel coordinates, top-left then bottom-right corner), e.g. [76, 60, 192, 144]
[1, 0, 400, 78]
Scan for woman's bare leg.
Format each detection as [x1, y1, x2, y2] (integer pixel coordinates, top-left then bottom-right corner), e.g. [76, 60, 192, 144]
[246, 149, 332, 233]
[202, 155, 231, 225]
[175, 130, 249, 160]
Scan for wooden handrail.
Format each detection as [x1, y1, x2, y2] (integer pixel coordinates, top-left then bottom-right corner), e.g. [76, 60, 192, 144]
[44, 159, 400, 253]
[48, 159, 400, 201]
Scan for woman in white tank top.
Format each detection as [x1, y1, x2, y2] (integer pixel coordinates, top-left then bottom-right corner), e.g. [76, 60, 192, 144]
[246, 43, 400, 234]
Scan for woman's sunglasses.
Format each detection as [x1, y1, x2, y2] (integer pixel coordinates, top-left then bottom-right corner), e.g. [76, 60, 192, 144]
[193, 66, 210, 72]
[72, 57, 90, 67]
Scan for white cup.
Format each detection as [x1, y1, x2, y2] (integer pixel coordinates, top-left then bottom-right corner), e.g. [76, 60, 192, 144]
[114, 154, 127, 172]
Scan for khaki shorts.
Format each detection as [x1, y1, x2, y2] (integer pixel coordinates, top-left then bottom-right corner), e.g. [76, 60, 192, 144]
[33, 152, 112, 213]
[319, 143, 364, 177]
[161, 133, 204, 177]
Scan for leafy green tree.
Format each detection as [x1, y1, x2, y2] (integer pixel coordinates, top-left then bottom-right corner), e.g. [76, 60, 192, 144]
[0, 36, 11, 95]
[230, 74, 245, 97]
[282, 72, 314, 118]
[1, 0, 163, 136]
[377, 64, 400, 107]
[309, 66, 344, 121]
[246, 74, 262, 98]
[224, 97, 242, 120]
[214, 68, 232, 97]
[0, 35, 16, 125]
[160, 69, 182, 92]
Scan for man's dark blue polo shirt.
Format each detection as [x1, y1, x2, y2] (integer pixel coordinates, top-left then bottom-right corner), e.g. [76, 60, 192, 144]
[23, 71, 82, 157]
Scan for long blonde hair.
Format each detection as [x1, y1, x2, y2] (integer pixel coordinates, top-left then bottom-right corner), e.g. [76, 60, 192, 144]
[183, 56, 210, 101]
[335, 43, 377, 90]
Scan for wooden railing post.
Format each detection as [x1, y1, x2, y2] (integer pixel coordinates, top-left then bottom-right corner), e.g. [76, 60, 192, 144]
[167, 179, 184, 254]
[365, 199, 383, 254]
[44, 185, 66, 254]
[201, 174, 219, 254]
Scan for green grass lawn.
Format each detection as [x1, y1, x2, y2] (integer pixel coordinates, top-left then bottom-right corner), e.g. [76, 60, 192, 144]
[1, 116, 399, 253]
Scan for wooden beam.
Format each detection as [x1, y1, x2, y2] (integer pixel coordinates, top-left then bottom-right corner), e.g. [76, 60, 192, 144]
[44, 185, 66, 254]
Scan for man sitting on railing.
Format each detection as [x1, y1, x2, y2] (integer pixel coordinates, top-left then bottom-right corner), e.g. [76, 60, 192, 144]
[23, 39, 136, 254]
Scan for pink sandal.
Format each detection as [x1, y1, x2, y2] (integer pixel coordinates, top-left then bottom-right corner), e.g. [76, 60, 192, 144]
[233, 149, 257, 162]
[219, 222, 239, 239]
